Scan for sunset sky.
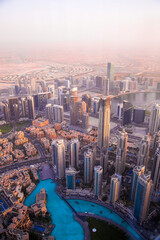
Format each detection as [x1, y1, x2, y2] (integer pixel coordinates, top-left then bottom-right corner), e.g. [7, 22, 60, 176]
[0, 0, 160, 54]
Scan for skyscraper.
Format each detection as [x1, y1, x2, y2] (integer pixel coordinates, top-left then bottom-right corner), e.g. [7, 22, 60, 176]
[133, 174, 153, 223]
[107, 62, 114, 82]
[70, 139, 80, 169]
[103, 77, 109, 96]
[95, 76, 103, 89]
[122, 100, 132, 126]
[27, 96, 35, 120]
[110, 173, 121, 204]
[21, 98, 28, 117]
[149, 103, 160, 135]
[115, 129, 128, 175]
[151, 149, 160, 200]
[52, 105, 64, 123]
[130, 165, 145, 202]
[93, 165, 103, 197]
[137, 135, 150, 169]
[3, 103, 10, 122]
[13, 103, 19, 121]
[100, 147, 108, 174]
[70, 96, 81, 125]
[9, 97, 19, 120]
[98, 97, 110, 149]
[45, 103, 53, 123]
[84, 151, 94, 184]
[51, 139, 65, 178]
[107, 62, 114, 93]
[65, 167, 77, 190]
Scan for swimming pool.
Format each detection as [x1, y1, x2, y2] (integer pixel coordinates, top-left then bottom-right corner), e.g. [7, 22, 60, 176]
[33, 225, 45, 232]
[24, 179, 143, 240]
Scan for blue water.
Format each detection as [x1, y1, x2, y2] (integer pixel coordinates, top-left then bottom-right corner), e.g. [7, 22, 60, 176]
[68, 199, 142, 240]
[24, 179, 142, 240]
[33, 225, 45, 232]
[24, 179, 84, 240]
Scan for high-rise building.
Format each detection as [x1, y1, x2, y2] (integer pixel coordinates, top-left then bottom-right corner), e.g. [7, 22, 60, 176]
[107, 62, 114, 93]
[117, 103, 123, 120]
[122, 100, 132, 126]
[84, 151, 94, 184]
[65, 167, 77, 190]
[133, 174, 153, 223]
[70, 96, 81, 125]
[70, 87, 78, 97]
[130, 165, 145, 202]
[107, 62, 114, 83]
[98, 97, 110, 149]
[9, 97, 19, 119]
[13, 104, 19, 121]
[115, 129, 128, 175]
[133, 108, 145, 124]
[149, 104, 160, 135]
[110, 173, 121, 204]
[95, 76, 103, 89]
[3, 103, 10, 122]
[103, 77, 109, 96]
[34, 92, 51, 111]
[75, 101, 86, 125]
[137, 135, 150, 169]
[91, 97, 100, 115]
[52, 105, 64, 123]
[58, 86, 66, 105]
[70, 139, 80, 169]
[82, 94, 91, 113]
[21, 98, 28, 117]
[48, 84, 55, 98]
[51, 139, 65, 178]
[27, 96, 35, 120]
[41, 80, 47, 92]
[100, 147, 108, 174]
[82, 113, 89, 129]
[45, 103, 53, 123]
[93, 165, 103, 197]
[151, 149, 160, 200]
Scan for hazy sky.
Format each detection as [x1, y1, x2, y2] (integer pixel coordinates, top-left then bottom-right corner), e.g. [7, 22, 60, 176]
[0, 0, 160, 53]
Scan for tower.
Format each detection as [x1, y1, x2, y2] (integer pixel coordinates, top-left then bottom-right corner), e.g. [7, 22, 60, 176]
[103, 77, 109, 96]
[45, 103, 53, 123]
[65, 167, 77, 190]
[70, 139, 80, 169]
[13, 104, 19, 121]
[122, 100, 132, 126]
[149, 104, 160, 135]
[110, 173, 121, 204]
[27, 96, 35, 120]
[115, 129, 128, 175]
[27, 96, 35, 119]
[151, 149, 160, 200]
[138, 135, 150, 169]
[107, 62, 114, 93]
[84, 151, 94, 184]
[98, 97, 110, 149]
[51, 139, 65, 178]
[52, 105, 64, 123]
[130, 165, 145, 202]
[100, 147, 108, 174]
[133, 174, 153, 223]
[21, 98, 28, 117]
[3, 103, 10, 122]
[93, 165, 103, 197]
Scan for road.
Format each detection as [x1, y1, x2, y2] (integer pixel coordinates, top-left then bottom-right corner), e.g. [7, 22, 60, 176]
[24, 132, 46, 158]
[0, 156, 51, 174]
